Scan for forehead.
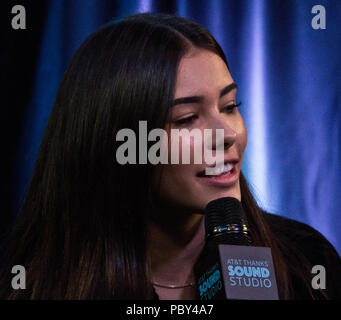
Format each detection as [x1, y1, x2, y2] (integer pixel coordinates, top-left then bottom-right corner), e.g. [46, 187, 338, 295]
[174, 48, 233, 97]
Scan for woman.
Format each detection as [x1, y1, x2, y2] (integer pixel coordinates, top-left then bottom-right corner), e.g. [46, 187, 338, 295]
[1, 12, 340, 300]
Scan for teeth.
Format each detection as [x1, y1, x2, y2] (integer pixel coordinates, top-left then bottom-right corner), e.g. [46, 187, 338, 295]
[205, 163, 234, 176]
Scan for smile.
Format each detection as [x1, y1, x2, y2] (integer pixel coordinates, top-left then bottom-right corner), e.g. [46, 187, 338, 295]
[200, 162, 234, 176]
[197, 163, 239, 187]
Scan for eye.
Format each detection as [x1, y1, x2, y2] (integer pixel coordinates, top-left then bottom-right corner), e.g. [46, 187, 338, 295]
[173, 115, 198, 126]
[222, 101, 242, 114]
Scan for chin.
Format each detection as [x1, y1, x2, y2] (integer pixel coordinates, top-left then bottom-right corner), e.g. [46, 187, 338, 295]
[201, 189, 241, 206]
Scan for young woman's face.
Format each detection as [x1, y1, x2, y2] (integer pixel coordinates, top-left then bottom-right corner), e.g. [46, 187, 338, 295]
[153, 48, 247, 213]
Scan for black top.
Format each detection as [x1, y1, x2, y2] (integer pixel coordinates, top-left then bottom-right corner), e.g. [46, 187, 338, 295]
[266, 213, 341, 299]
[153, 213, 341, 300]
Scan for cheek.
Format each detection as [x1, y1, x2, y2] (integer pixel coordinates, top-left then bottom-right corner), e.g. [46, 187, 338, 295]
[152, 163, 196, 210]
[167, 131, 201, 165]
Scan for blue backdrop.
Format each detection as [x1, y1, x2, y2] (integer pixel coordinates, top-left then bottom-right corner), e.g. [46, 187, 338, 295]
[13, 0, 341, 255]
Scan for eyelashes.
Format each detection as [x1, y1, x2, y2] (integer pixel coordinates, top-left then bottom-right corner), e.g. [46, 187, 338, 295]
[173, 115, 198, 126]
[222, 101, 242, 114]
[173, 101, 242, 126]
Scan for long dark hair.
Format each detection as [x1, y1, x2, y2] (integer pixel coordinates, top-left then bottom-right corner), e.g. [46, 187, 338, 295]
[0, 12, 320, 299]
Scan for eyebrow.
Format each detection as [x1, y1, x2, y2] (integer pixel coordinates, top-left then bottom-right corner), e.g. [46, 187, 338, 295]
[172, 82, 237, 107]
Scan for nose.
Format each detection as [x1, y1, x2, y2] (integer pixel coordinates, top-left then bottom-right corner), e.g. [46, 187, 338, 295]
[206, 113, 237, 151]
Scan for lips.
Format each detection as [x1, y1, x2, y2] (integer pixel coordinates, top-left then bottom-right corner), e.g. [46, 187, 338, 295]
[196, 159, 240, 188]
[197, 159, 239, 177]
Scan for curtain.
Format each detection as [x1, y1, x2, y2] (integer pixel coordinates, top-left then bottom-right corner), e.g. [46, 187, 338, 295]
[5, 0, 341, 255]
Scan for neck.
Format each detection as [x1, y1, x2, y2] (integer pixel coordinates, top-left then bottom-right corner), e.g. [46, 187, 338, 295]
[148, 210, 206, 286]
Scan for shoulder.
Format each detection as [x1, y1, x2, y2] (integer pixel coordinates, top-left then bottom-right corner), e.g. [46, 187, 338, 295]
[264, 212, 341, 299]
[264, 212, 338, 255]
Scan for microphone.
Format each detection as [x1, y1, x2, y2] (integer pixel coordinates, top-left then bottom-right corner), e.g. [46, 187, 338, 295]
[194, 197, 279, 300]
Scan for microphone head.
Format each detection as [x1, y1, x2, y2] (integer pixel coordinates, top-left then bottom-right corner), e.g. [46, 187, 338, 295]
[204, 197, 251, 244]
